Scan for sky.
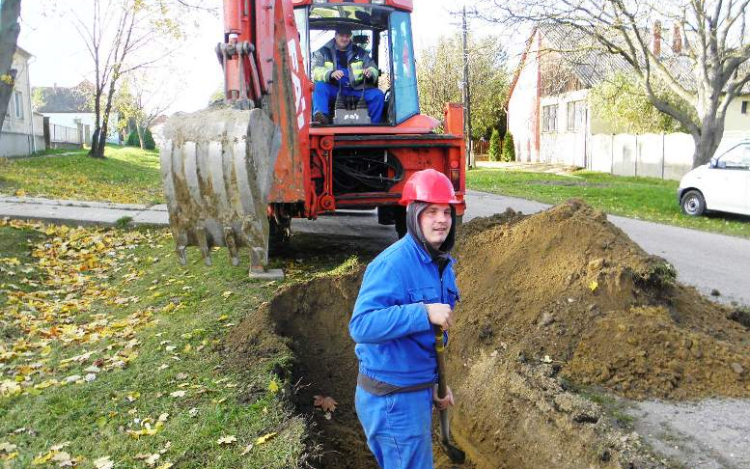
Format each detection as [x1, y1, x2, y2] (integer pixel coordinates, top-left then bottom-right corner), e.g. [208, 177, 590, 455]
[18, 0, 519, 114]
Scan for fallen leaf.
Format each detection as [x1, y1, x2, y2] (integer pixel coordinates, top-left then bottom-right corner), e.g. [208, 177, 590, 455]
[0, 442, 17, 453]
[93, 456, 114, 469]
[255, 432, 277, 445]
[241, 444, 254, 455]
[221, 291, 233, 300]
[154, 463, 172, 469]
[268, 379, 280, 394]
[188, 408, 199, 417]
[313, 395, 338, 413]
[170, 390, 186, 398]
[216, 435, 237, 445]
[145, 454, 160, 467]
[588, 280, 599, 292]
[51, 451, 71, 462]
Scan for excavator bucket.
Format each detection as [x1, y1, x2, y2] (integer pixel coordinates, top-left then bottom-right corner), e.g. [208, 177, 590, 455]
[160, 106, 281, 273]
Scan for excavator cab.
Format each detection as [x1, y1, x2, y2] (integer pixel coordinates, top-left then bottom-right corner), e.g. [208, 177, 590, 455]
[293, 2, 419, 126]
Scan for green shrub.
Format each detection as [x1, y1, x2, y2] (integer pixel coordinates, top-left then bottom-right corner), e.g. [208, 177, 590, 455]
[488, 129, 501, 162]
[126, 129, 140, 147]
[125, 128, 156, 150]
[502, 132, 515, 162]
[142, 128, 156, 150]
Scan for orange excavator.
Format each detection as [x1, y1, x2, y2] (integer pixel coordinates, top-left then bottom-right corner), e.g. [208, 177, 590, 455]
[160, 0, 466, 276]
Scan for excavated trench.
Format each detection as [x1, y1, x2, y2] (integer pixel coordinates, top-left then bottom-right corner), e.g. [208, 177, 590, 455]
[227, 201, 750, 469]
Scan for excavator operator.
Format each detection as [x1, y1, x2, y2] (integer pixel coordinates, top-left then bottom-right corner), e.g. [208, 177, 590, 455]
[311, 25, 385, 125]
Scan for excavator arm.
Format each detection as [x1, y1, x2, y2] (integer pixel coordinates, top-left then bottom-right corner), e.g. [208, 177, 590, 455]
[160, 0, 310, 274]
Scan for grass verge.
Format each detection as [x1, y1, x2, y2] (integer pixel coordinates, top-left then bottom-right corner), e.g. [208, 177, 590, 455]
[0, 146, 162, 205]
[0, 220, 318, 469]
[467, 168, 750, 238]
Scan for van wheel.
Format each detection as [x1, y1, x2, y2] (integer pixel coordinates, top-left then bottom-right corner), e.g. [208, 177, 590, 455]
[681, 190, 706, 216]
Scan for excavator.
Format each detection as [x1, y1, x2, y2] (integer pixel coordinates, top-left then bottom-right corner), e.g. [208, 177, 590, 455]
[160, 0, 467, 275]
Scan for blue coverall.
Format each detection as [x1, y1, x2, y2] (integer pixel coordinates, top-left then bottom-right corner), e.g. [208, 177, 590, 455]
[312, 49, 384, 123]
[350, 233, 460, 469]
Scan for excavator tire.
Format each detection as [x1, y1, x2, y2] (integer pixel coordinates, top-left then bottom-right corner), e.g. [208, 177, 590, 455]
[160, 106, 281, 272]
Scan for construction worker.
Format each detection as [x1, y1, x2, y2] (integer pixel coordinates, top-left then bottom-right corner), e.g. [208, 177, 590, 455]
[311, 25, 385, 124]
[349, 169, 460, 469]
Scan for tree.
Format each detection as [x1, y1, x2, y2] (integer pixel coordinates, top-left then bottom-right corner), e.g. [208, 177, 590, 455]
[590, 72, 693, 134]
[71, 0, 191, 158]
[417, 33, 508, 141]
[116, 72, 175, 150]
[488, 128, 501, 161]
[475, 1, 750, 168]
[0, 0, 22, 133]
[502, 132, 514, 162]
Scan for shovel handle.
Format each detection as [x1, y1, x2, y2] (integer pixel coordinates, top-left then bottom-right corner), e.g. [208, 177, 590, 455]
[434, 325, 448, 399]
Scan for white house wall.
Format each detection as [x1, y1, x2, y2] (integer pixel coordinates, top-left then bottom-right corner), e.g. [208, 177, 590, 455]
[539, 90, 589, 167]
[0, 51, 45, 157]
[724, 96, 750, 132]
[507, 32, 540, 163]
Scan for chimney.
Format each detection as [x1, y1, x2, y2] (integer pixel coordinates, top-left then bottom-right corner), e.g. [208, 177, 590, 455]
[653, 20, 662, 57]
[672, 24, 682, 54]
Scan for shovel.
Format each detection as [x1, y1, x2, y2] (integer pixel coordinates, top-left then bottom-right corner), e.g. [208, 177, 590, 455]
[434, 325, 466, 464]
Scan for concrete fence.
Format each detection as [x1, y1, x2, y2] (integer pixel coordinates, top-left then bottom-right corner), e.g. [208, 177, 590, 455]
[589, 132, 750, 180]
[48, 121, 84, 149]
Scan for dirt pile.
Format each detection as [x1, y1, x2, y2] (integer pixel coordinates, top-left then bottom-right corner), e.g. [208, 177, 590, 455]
[446, 199, 750, 468]
[451, 199, 750, 400]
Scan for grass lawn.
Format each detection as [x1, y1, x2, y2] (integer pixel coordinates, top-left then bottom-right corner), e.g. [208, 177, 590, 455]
[0, 220, 345, 468]
[0, 146, 163, 205]
[467, 168, 750, 238]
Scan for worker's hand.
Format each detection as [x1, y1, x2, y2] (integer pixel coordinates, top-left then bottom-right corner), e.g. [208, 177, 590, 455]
[433, 385, 454, 410]
[426, 303, 453, 330]
[331, 70, 345, 80]
[363, 68, 372, 78]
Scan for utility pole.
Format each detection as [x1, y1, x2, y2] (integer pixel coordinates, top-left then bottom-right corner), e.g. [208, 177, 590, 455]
[462, 6, 473, 169]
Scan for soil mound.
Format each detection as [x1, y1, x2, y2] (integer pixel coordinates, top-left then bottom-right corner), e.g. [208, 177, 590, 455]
[451, 199, 750, 400]
[446, 199, 750, 468]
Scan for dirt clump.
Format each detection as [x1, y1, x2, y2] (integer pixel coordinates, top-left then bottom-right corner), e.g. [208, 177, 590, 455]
[446, 199, 750, 468]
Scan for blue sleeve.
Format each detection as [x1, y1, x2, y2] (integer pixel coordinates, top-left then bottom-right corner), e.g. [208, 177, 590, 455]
[349, 261, 432, 344]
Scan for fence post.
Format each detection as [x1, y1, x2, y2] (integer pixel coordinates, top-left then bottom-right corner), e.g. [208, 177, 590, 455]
[661, 133, 665, 180]
[43, 117, 50, 150]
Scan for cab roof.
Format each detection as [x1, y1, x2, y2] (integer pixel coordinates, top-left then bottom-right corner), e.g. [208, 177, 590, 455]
[292, 0, 413, 12]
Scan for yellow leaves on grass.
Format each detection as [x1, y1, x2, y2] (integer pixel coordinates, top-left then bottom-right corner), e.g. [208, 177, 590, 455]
[0, 219, 160, 397]
[255, 432, 277, 445]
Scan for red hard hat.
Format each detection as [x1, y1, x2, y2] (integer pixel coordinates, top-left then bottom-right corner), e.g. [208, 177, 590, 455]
[399, 169, 461, 206]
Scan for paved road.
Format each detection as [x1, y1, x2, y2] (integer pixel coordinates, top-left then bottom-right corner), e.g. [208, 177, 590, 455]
[1, 191, 749, 306]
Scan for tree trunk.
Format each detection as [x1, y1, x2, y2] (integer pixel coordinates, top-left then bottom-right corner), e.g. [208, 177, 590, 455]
[136, 125, 145, 150]
[0, 0, 22, 133]
[692, 116, 726, 167]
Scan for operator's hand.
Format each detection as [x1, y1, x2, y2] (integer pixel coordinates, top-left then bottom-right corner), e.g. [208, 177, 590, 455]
[433, 385, 454, 410]
[426, 303, 453, 330]
[364, 68, 372, 78]
[331, 70, 345, 80]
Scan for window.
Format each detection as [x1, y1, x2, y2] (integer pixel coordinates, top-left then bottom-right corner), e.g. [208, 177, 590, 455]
[716, 143, 750, 169]
[542, 104, 557, 132]
[566, 100, 585, 132]
[742, 101, 748, 115]
[390, 10, 419, 123]
[13, 91, 23, 120]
